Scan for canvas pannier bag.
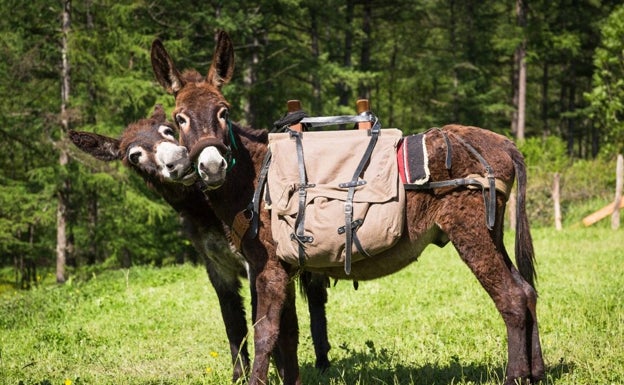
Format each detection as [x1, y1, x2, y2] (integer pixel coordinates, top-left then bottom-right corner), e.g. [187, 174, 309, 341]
[267, 128, 405, 271]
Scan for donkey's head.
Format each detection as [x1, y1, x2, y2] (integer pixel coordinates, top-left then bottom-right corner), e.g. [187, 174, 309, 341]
[151, 31, 236, 190]
[69, 104, 195, 185]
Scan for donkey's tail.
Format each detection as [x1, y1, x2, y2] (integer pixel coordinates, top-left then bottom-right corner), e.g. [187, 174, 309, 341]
[510, 144, 537, 289]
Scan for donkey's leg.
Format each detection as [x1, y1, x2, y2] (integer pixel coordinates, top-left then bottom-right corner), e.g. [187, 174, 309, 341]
[277, 277, 302, 384]
[301, 272, 331, 370]
[510, 267, 545, 382]
[493, 209, 545, 382]
[262, 282, 299, 383]
[437, 197, 532, 384]
[250, 257, 301, 385]
[205, 261, 250, 382]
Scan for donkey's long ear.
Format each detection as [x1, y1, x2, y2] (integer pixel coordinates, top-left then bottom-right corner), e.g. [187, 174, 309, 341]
[69, 130, 122, 161]
[151, 39, 184, 94]
[207, 30, 235, 88]
[151, 104, 167, 123]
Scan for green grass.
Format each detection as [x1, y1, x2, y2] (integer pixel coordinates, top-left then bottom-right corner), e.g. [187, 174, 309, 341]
[1, 227, 622, 385]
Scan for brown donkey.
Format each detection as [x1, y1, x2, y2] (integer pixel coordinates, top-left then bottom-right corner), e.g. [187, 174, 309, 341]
[69, 105, 331, 382]
[151, 31, 545, 385]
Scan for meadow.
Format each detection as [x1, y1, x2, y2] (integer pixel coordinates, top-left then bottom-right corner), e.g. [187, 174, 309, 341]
[1, 227, 622, 385]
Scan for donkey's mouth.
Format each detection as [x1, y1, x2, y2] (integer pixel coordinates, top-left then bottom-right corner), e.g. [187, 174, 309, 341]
[179, 165, 198, 186]
[198, 180, 224, 191]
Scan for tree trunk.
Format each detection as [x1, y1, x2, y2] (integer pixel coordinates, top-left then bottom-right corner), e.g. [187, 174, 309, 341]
[541, 62, 550, 137]
[309, 8, 322, 115]
[243, 34, 259, 127]
[56, 0, 71, 284]
[449, 0, 459, 122]
[387, 41, 398, 128]
[87, 189, 98, 264]
[516, 48, 526, 141]
[358, 0, 372, 101]
[56, 153, 69, 284]
[512, 0, 527, 141]
[338, 0, 354, 108]
[567, 74, 576, 156]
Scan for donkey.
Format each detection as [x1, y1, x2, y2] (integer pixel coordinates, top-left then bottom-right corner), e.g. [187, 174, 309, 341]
[151, 31, 545, 385]
[68, 105, 331, 382]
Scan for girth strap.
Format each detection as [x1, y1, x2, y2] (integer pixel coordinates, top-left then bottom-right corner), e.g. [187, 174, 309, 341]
[338, 120, 382, 274]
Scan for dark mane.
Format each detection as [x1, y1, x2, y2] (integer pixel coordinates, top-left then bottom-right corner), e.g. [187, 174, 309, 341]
[232, 121, 268, 144]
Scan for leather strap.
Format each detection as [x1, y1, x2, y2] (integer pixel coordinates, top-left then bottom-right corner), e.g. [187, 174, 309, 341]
[405, 175, 510, 196]
[290, 131, 315, 267]
[405, 130, 503, 230]
[230, 210, 252, 251]
[338, 119, 381, 274]
[449, 134, 497, 229]
[228, 150, 272, 252]
[441, 130, 452, 169]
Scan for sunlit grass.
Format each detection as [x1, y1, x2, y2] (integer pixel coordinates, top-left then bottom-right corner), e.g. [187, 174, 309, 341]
[1, 227, 622, 384]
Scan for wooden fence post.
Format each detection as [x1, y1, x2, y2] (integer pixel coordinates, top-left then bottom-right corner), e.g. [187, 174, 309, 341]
[507, 189, 516, 231]
[553, 172, 562, 230]
[612, 154, 623, 230]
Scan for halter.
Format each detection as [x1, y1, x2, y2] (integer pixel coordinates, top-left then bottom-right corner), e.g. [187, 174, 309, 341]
[225, 116, 237, 171]
[188, 111, 238, 175]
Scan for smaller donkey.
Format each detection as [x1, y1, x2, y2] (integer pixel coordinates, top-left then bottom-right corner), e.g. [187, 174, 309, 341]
[69, 105, 331, 382]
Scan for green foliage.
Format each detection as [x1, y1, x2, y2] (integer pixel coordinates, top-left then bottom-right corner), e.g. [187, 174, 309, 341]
[520, 136, 617, 227]
[0, 178, 55, 265]
[519, 135, 569, 173]
[584, 4, 624, 155]
[1, 228, 623, 384]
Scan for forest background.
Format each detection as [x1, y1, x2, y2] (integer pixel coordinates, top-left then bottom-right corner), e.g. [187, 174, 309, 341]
[1, 0, 623, 285]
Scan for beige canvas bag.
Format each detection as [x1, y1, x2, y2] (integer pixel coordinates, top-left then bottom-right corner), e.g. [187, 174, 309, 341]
[268, 128, 405, 271]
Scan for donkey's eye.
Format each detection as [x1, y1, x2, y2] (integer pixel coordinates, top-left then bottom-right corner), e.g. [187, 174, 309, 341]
[175, 114, 188, 128]
[159, 125, 176, 140]
[128, 148, 143, 165]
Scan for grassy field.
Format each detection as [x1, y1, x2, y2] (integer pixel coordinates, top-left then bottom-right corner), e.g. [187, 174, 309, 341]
[0, 227, 622, 385]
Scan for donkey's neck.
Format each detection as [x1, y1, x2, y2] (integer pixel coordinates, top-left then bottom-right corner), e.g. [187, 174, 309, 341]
[146, 178, 221, 229]
[205, 123, 268, 227]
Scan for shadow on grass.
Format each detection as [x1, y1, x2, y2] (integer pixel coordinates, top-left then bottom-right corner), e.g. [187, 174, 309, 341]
[301, 352, 575, 385]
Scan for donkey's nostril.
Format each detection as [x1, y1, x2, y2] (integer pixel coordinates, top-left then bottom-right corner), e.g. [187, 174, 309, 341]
[220, 159, 227, 169]
[166, 163, 175, 170]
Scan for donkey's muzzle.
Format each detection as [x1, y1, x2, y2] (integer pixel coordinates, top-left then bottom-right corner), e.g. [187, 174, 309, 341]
[189, 137, 229, 164]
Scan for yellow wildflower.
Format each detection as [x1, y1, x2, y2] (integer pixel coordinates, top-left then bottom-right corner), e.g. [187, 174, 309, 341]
[210, 351, 219, 358]
[64, 380, 72, 385]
